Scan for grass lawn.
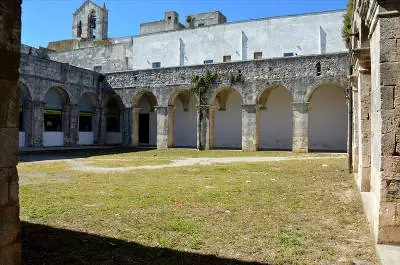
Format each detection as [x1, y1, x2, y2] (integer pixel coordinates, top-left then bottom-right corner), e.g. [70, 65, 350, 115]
[18, 149, 378, 265]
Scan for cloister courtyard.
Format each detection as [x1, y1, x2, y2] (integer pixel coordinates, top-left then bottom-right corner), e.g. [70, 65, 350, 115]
[18, 148, 379, 265]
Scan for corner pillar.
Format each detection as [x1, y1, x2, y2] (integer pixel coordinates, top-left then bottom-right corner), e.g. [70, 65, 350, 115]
[131, 107, 140, 147]
[292, 102, 309, 153]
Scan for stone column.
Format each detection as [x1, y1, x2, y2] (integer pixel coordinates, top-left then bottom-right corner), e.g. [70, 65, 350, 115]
[131, 108, 140, 147]
[0, 0, 22, 263]
[99, 108, 107, 145]
[197, 105, 211, 150]
[122, 107, 131, 146]
[62, 104, 72, 146]
[357, 69, 371, 191]
[241, 104, 259, 152]
[155, 106, 169, 149]
[92, 107, 101, 144]
[168, 106, 174, 148]
[292, 102, 309, 153]
[69, 104, 80, 146]
[30, 101, 45, 147]
[23, 101, 33, 148]
[352, 85, 359, 174]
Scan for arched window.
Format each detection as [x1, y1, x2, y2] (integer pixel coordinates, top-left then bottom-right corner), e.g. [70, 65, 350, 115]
[316, 62, 322, 76]
[77, 21, 82, 38]
[88, 9, 96, 38]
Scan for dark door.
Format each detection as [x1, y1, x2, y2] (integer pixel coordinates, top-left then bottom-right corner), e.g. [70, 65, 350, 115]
[139, 113, 150, 144]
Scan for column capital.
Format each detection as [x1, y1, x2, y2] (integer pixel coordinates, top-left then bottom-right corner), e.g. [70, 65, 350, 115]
[241, 104, 258, 113]
[196, 105, 210, 110]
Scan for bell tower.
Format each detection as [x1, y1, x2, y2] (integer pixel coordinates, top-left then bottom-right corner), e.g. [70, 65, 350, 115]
[72, 0, 108, 40]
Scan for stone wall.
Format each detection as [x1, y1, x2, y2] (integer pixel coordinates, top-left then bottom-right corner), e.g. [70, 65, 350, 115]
[352, 0, 400, 245]
[0, 0, 21, 264]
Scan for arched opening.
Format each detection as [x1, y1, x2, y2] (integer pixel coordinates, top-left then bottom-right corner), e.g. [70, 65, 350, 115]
[77, 20, 82, 38]
[88, 9, 96, 39]
[43, 87, 69, 147]
[78, 93, 97, 145]
[170, 90, 197, 148]
[308, 84, 348, 151]
[258, 85, 293, 150]
[18, 83, 31, 148]
[211, 88, 243, 149]
[134, 92, 157, 146]
[105, 94, 123, 145]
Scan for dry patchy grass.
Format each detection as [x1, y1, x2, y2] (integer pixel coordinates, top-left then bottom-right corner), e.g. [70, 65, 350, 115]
[18, 150, 378, 265]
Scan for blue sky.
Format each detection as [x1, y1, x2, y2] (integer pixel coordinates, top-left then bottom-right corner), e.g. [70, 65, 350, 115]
[22, 0, 347, 47]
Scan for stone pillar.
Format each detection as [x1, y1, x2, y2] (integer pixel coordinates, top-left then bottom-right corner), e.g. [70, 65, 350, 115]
[0, 0, 22, 263]
[358, 69, 371, 191]
[69, 104, 80, 146]
[155, 106, 169, 149]
[122, 107, 131, 146]
[352, 85, 359, 174]
[241, 104, 259, 152]
[197, 105, 211, 150]
[292, 102, 309, 153]
[92, 107, 101, 144]
[131, 108, 140, 147]
[99, 108, 107, 145]
[30, 101, 45, 147]
[23, 101, 33, 148]
[168, 106, 174, 148]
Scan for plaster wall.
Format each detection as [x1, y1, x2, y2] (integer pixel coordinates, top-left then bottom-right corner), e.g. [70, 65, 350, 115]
[78, 132, 94, 145]
[259, 87, 293, 150]
[173, 94, 197, 147]
[43, 132, 64, 147]
[214, 91, 242, 148]
[18, 132, 25, 147]
[308, 85, 347, 151]
[106, 132, 122, 144]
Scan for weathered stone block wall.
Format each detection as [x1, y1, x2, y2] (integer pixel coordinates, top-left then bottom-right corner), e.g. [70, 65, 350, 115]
[0, 0, 21, 264]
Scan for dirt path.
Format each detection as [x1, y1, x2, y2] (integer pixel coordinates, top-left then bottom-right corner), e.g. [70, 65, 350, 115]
[64, 156, 344, 173]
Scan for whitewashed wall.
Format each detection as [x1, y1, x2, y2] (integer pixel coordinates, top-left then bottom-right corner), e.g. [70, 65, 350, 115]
[79, 132, 94, 145]
[43, 132, 64, 147]
[214, 91, 242, 148]
[19, 132, 25, 147]
[106, 132, 122, 145]
[259, 88, 293, 150]
[130, 11, 346, 70]
[173, 94, 197, 147]
[309, 85, 347, 151]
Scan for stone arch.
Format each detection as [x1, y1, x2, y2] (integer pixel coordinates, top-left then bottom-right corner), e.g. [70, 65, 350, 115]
[304, 81, 347, 103]
[42, 86, 71, 106]
[308, 83, 348, 151]
[168, 89, 197, 148]
[257, 85, 293, 150]
[78, 92, 99, 145]
[103, 91, 124, 145]
[132, 91, 158, 146]
[42, 87, 71, 147]
[210, 87, 243, 149]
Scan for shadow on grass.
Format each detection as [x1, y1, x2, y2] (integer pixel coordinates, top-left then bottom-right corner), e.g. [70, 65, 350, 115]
[21, 222, 270, 265]
[19, 147, 158, 163]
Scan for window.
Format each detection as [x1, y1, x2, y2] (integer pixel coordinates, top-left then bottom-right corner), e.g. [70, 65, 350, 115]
[77, 21, 82, 38]
[152, 62, 161, 68]
[254, 52, 262, 60]
[168, 16, 172, 20]
[43, 110, 63, 132]
[283, 52, 295, 57]
[198, 23, 205, 27]
[204, 60, 213, 64]
[88, 9, 97, 38]
[223, 55, 231, 63]
[79, 112, 92, 132]
[93, 66, 102, 73]
[316, 62, 322, 76]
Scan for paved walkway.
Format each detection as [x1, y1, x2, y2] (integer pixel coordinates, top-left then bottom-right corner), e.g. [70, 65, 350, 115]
[63, 156, 341, 173]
